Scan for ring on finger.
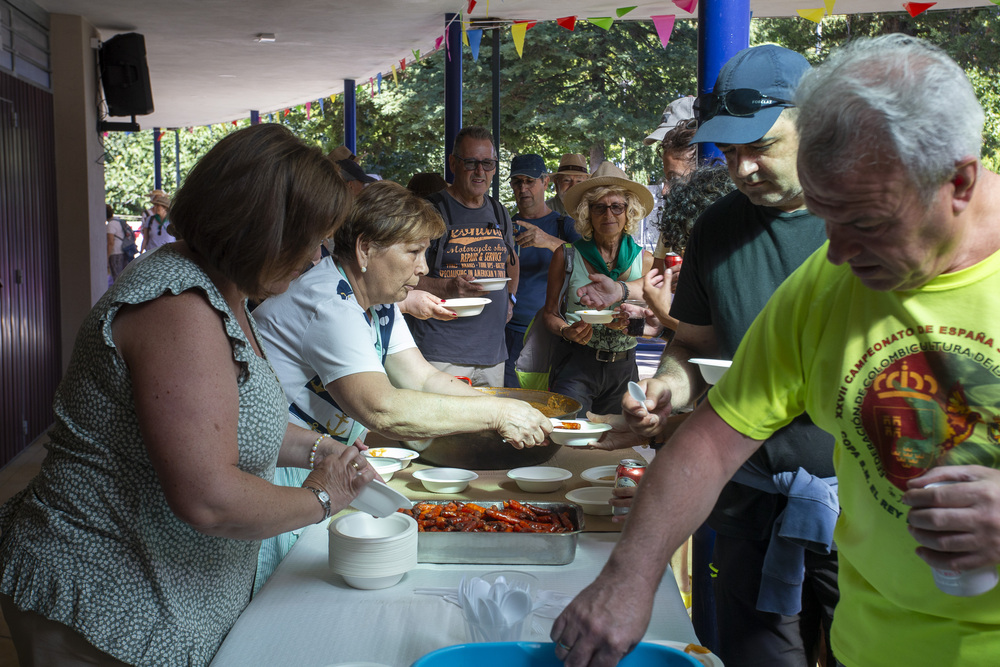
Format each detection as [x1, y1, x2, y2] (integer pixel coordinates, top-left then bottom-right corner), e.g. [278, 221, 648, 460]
[557, 640, 573, 651]
[350, 459, 362, 471]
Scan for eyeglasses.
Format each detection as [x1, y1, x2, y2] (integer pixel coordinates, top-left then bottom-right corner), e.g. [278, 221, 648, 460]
[453, 155, 498, 172]
[509, 178, 538, 189]
[694, 89, 794, 122]
[589, 202, 626, 216]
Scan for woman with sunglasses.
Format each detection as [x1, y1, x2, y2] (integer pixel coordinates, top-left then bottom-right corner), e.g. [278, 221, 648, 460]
[538, 161, 654, 414]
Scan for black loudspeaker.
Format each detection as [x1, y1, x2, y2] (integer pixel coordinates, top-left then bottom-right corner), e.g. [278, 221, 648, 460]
[99, 33, 154, 117]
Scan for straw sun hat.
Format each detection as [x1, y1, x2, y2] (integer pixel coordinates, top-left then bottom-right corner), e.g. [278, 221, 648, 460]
[562, 161, 654, 218]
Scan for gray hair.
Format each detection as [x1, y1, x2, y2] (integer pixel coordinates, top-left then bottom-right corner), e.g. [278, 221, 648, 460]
[795, 34, 983, 199]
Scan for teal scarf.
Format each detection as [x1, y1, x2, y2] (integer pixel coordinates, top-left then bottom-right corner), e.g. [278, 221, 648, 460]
[574, 235, 642, 281]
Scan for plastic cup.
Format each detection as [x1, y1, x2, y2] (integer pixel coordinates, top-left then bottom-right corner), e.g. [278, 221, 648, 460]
[925, 481, 999, 596]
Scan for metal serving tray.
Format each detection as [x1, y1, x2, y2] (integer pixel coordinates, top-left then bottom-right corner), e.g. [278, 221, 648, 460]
[412, 500, 584, 565]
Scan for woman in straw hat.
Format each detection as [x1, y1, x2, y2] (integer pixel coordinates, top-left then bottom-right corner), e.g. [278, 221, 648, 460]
[538, 161, 654, 414]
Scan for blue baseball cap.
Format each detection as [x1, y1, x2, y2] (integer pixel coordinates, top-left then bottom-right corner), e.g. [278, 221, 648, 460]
[510, 154, 547, 179]
[691, 44, 811, 146]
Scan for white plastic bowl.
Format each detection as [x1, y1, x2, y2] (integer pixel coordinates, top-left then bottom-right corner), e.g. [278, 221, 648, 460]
[581, 465, 619, 486]
[413, 467, 478, 493]
[507, 466, 572, 493]
[688, 358, 732, 385]
[470, 277, 511, 292]
[328, 512, 418, 589]
[341, 572, 407, 590]
[365, 447, 419, 468]
[575, 309, 615, 324]
[548, 419, 613, 447]
[565, 486, 615, 516]
[440, 297, 491, 317]
[366, 456, 404, 481]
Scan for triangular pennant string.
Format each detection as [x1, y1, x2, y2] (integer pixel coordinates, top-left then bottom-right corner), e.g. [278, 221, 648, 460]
[391, 64, 398, 86]
[796, 8, 825, 22]
[511, 22, 528, 58]
[824, 0, 836, 13]
[435, 35, 444, 51]
[468, 0, 477, 13]
[588, 17, 615, 30]
[462, 20, 469, 47]
[556, 16, 577, 30]
[283, 108, 290, 117]
[306, 102, 311, 120]
[369, 77, 374, 98]
[650, 15, 677, 47]
[616, 7, 637, 17]
[468, 29, 483, 61]
[400, 58, 406, 72]
[673, 0, 698, 13]
[319, 99, 324, 115]
[412, 49, 421, 61]
[231, 120, 237, 127]
[377, 72, 382, 93]
[902, 2, 935, 16]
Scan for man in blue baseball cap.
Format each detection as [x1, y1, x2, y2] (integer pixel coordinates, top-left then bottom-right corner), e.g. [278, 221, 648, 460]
[557, 44, 840, 667]
[504, 153, 580, 387]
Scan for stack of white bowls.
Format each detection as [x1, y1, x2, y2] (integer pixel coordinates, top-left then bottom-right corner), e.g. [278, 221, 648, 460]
[328, 511, 417, 590]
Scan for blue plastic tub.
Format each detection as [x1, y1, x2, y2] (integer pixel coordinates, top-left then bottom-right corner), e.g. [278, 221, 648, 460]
[410, 641, 701, 667]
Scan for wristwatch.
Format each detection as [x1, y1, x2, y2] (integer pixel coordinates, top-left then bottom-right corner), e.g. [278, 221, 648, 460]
[304, 485, 332, 522]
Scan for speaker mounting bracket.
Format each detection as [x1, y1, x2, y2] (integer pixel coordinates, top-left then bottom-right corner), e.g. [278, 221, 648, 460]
[99, 115, 141, 132]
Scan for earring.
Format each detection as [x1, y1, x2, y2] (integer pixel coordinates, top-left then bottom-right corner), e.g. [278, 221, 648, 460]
[361, 266, 367, 273]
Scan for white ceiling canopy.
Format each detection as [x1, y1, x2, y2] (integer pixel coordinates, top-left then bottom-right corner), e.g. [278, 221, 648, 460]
[35, 0, 995, 128]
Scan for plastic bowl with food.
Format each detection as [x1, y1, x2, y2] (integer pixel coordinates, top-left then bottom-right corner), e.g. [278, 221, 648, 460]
[574, 309, 615, 324]
[688, 358, 732, 385]
[366, 456, 403, 482]
[440, 297, 492, 317]
[507, 466, 572, 493]
[365, 447, 419, 468]
[581, 465, 619, 486]
[565, 486, 615, 516]
[469, 277, 511, 292]
[548, 419, 613, 447]
[413, 468, 479, 493]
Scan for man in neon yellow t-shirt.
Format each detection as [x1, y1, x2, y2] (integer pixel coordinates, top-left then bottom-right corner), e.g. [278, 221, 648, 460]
[551, 34, 1000, 667]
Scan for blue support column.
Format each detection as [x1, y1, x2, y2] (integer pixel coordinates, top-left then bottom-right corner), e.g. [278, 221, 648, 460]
[444, 13, 463, 183]
[250, 110, 260, 125]
[697, 0, 751, 164]
[691, 2, 751, 649]
[153, 127, 162, 190]
[344, 79, 357, 155]
[490, 28, 501, 200]
[174, 129, 181, 189]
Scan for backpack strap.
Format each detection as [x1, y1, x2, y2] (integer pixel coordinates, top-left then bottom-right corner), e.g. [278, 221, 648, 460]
[557, 243, 575, 315]
[487, 196, 517, 266]
[425, 191, 453, 276]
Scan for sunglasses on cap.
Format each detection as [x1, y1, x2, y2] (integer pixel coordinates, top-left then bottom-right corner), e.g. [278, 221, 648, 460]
[694, 89, 794, 122]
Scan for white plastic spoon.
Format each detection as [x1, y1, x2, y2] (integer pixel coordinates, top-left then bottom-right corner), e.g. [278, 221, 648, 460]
[628, 381, 647, 406]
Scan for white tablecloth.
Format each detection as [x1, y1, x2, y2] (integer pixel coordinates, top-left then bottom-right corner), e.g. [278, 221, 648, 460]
[210, 522, 698, 667]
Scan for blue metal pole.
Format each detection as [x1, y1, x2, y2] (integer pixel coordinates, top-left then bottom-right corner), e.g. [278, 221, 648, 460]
[344, 79, 357, 155]
[697, 0, 750, 164]
[250, 110, 260, 125]
[444, 12, 463, 183]
[690, 3, 750, 649]
[153, 127, 162, 190]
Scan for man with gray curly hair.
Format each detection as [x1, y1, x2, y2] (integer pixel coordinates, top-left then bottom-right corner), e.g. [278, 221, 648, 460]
[551, 34, 1000, 667]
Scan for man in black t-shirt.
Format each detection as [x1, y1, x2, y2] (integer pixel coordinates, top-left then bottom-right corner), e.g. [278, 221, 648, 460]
[650, 46, 838, 667]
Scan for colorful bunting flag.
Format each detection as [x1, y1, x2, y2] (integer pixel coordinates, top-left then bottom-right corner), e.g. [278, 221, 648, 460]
[903, 2, 935, 16]
[468, 29, 484, 61]
[435, 35, 444, 51]
[377, 72, 382, 93]
[824, 0, 836, 13]
[319, 99, 324, 114]
[369, 77, 374, 98]
[588, 17, 615, 30]
[412, 49, 421, 61]
[468, 0, 477, 14]
[796, 7, 825, 22]
[392, 64, 398, 86]
[284, 108, 290, 117]
[673, 0, 698, 13]
[651, 15, 677, 47]
[306, 102, 311, 120]
[556, 16, 577, 31]
[400, 58, 406, 72]
[156, 131, 165, 141]
[616, 7, 637, 18]
[462, 21, 469, 47]
[511, 22, 528, 58]
[231, 120, 238, 127]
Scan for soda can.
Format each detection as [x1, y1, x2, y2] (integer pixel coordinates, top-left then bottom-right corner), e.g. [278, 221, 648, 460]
[612, 458, 647, 516]
[664, 253, 683, 270]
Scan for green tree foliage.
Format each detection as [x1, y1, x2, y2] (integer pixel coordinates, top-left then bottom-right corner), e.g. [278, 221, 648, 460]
[104, 9, 1000, 211]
